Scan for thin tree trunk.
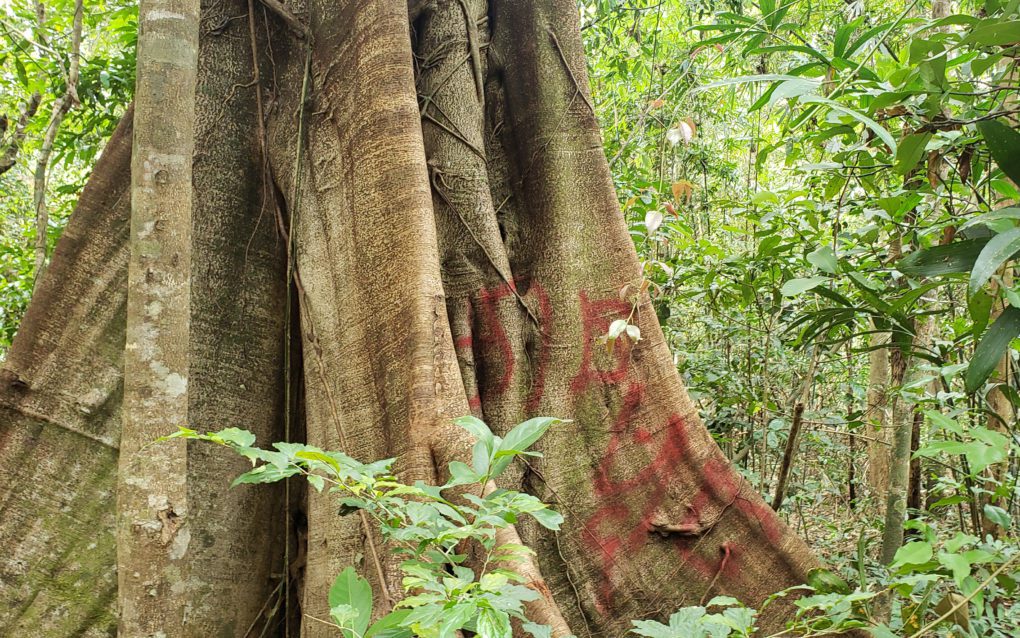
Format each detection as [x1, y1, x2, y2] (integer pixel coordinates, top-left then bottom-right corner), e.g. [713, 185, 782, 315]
[866, 330, 892, 496]
[772, 402, 805, 511]
[880, 345, 913, 567]
[907, 409, 923, 514]
[116, 0, 199, 631]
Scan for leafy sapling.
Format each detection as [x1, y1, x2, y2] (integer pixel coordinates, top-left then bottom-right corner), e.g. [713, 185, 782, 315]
[163, 415, 568, 638]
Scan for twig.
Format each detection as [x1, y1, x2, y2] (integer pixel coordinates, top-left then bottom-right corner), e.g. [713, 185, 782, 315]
[257, 0, 310, 40]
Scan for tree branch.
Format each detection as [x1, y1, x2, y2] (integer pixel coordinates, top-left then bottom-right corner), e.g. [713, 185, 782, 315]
[0, 93, 41, 176]
[32, 0, 83, 287]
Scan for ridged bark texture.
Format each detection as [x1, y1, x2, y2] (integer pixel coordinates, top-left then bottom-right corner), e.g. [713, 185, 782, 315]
[0, 1, 818, 636]
[0, 108, 131, 637]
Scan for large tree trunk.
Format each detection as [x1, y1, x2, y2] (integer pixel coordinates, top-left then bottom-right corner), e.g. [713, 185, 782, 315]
[0, 1, 817, 636]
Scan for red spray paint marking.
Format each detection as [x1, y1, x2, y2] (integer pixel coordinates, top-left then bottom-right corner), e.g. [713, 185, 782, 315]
[477, 283, 516, 396]
[569, 292, 632, 394]
[577, 372, 776, 609]
[455, 277, 552, 412]
[581, 383, 723, 608]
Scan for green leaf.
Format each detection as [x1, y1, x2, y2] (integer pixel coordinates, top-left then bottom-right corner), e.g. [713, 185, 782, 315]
[490, 417, 560, 477]
[807, 568, 851, 594]
[799, 95, 897, 152]
[893, 541, 934, 568]
[960, 207, 1020, 231]
[781, 276, 828, 296]
[969, 228, 1020, 297]
[983, 504, 1011, 529]
[965, 307, 1020, 393]
[500, 417, 559, 456]
[969, 288, 994, 336]
[528, 505, 564, 531]
[894, 132, 931, 176]
[366, 610, 412, 638]
[444, 461, 480, 488]
[962, 20, 1020, 47]
[807, 245, 838, 273]
[978, 119, 1020, 186]
[328, 567, 373, 638]
[751, 191, 779, 205]
[212, 427, 257, 447]
[13, 56, 28, 86]
[477, 608, 512, 638]
[454, 415, 494, 444]
[522, 622, 553, 638]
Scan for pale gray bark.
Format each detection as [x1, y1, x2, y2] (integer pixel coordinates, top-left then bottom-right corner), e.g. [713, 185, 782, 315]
[116, 0, 199, 633]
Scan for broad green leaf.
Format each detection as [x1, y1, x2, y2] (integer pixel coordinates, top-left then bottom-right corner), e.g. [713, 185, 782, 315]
[366, 610, 412, 638]
[751, 191, 779, 205]
[962, 20, 1020, 47]
[978, 119, 1020, 186]
[329, 567, 373, 638]
[938, 551, 971, 583]
[500, 417, 560, 457]
[894, 132, 931, 176]
[969, 288, 994, 336]
[444, 461, 480, 488]
[983, 504, 1011, 529]
[807, 568, 851, 594]
[807, 245, 838, 273]
[476, 608, 512, 638]
[781, 276, 828, 296]
[893, 541, 934, 568]
[522, 622, 553, 638]
[528, 505, 564, 531]
[965, 307, 1020, 393]
[212, 427, 257, 447]
[960, 207, 1020, 231]
[969, 227, 1020, 296]
[454, 415, 494, 444]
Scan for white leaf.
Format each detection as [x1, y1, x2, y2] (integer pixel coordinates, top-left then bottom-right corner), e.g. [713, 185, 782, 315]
[645, 210, 664, 234]
[678, 120, 695, 143]
[625, 324, 641, 341]
[608, 319, 628, 339]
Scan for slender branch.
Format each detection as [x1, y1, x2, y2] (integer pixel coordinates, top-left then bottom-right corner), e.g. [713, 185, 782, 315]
[0, 93, 41, 176]
[32, 0, 83, 287]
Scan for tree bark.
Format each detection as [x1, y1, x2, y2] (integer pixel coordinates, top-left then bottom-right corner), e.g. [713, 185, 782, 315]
[0, 1, 819, 635]
[0, 106, 131, 637]
[771, 402, 805, 511]
[866, 330, 892, 497]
